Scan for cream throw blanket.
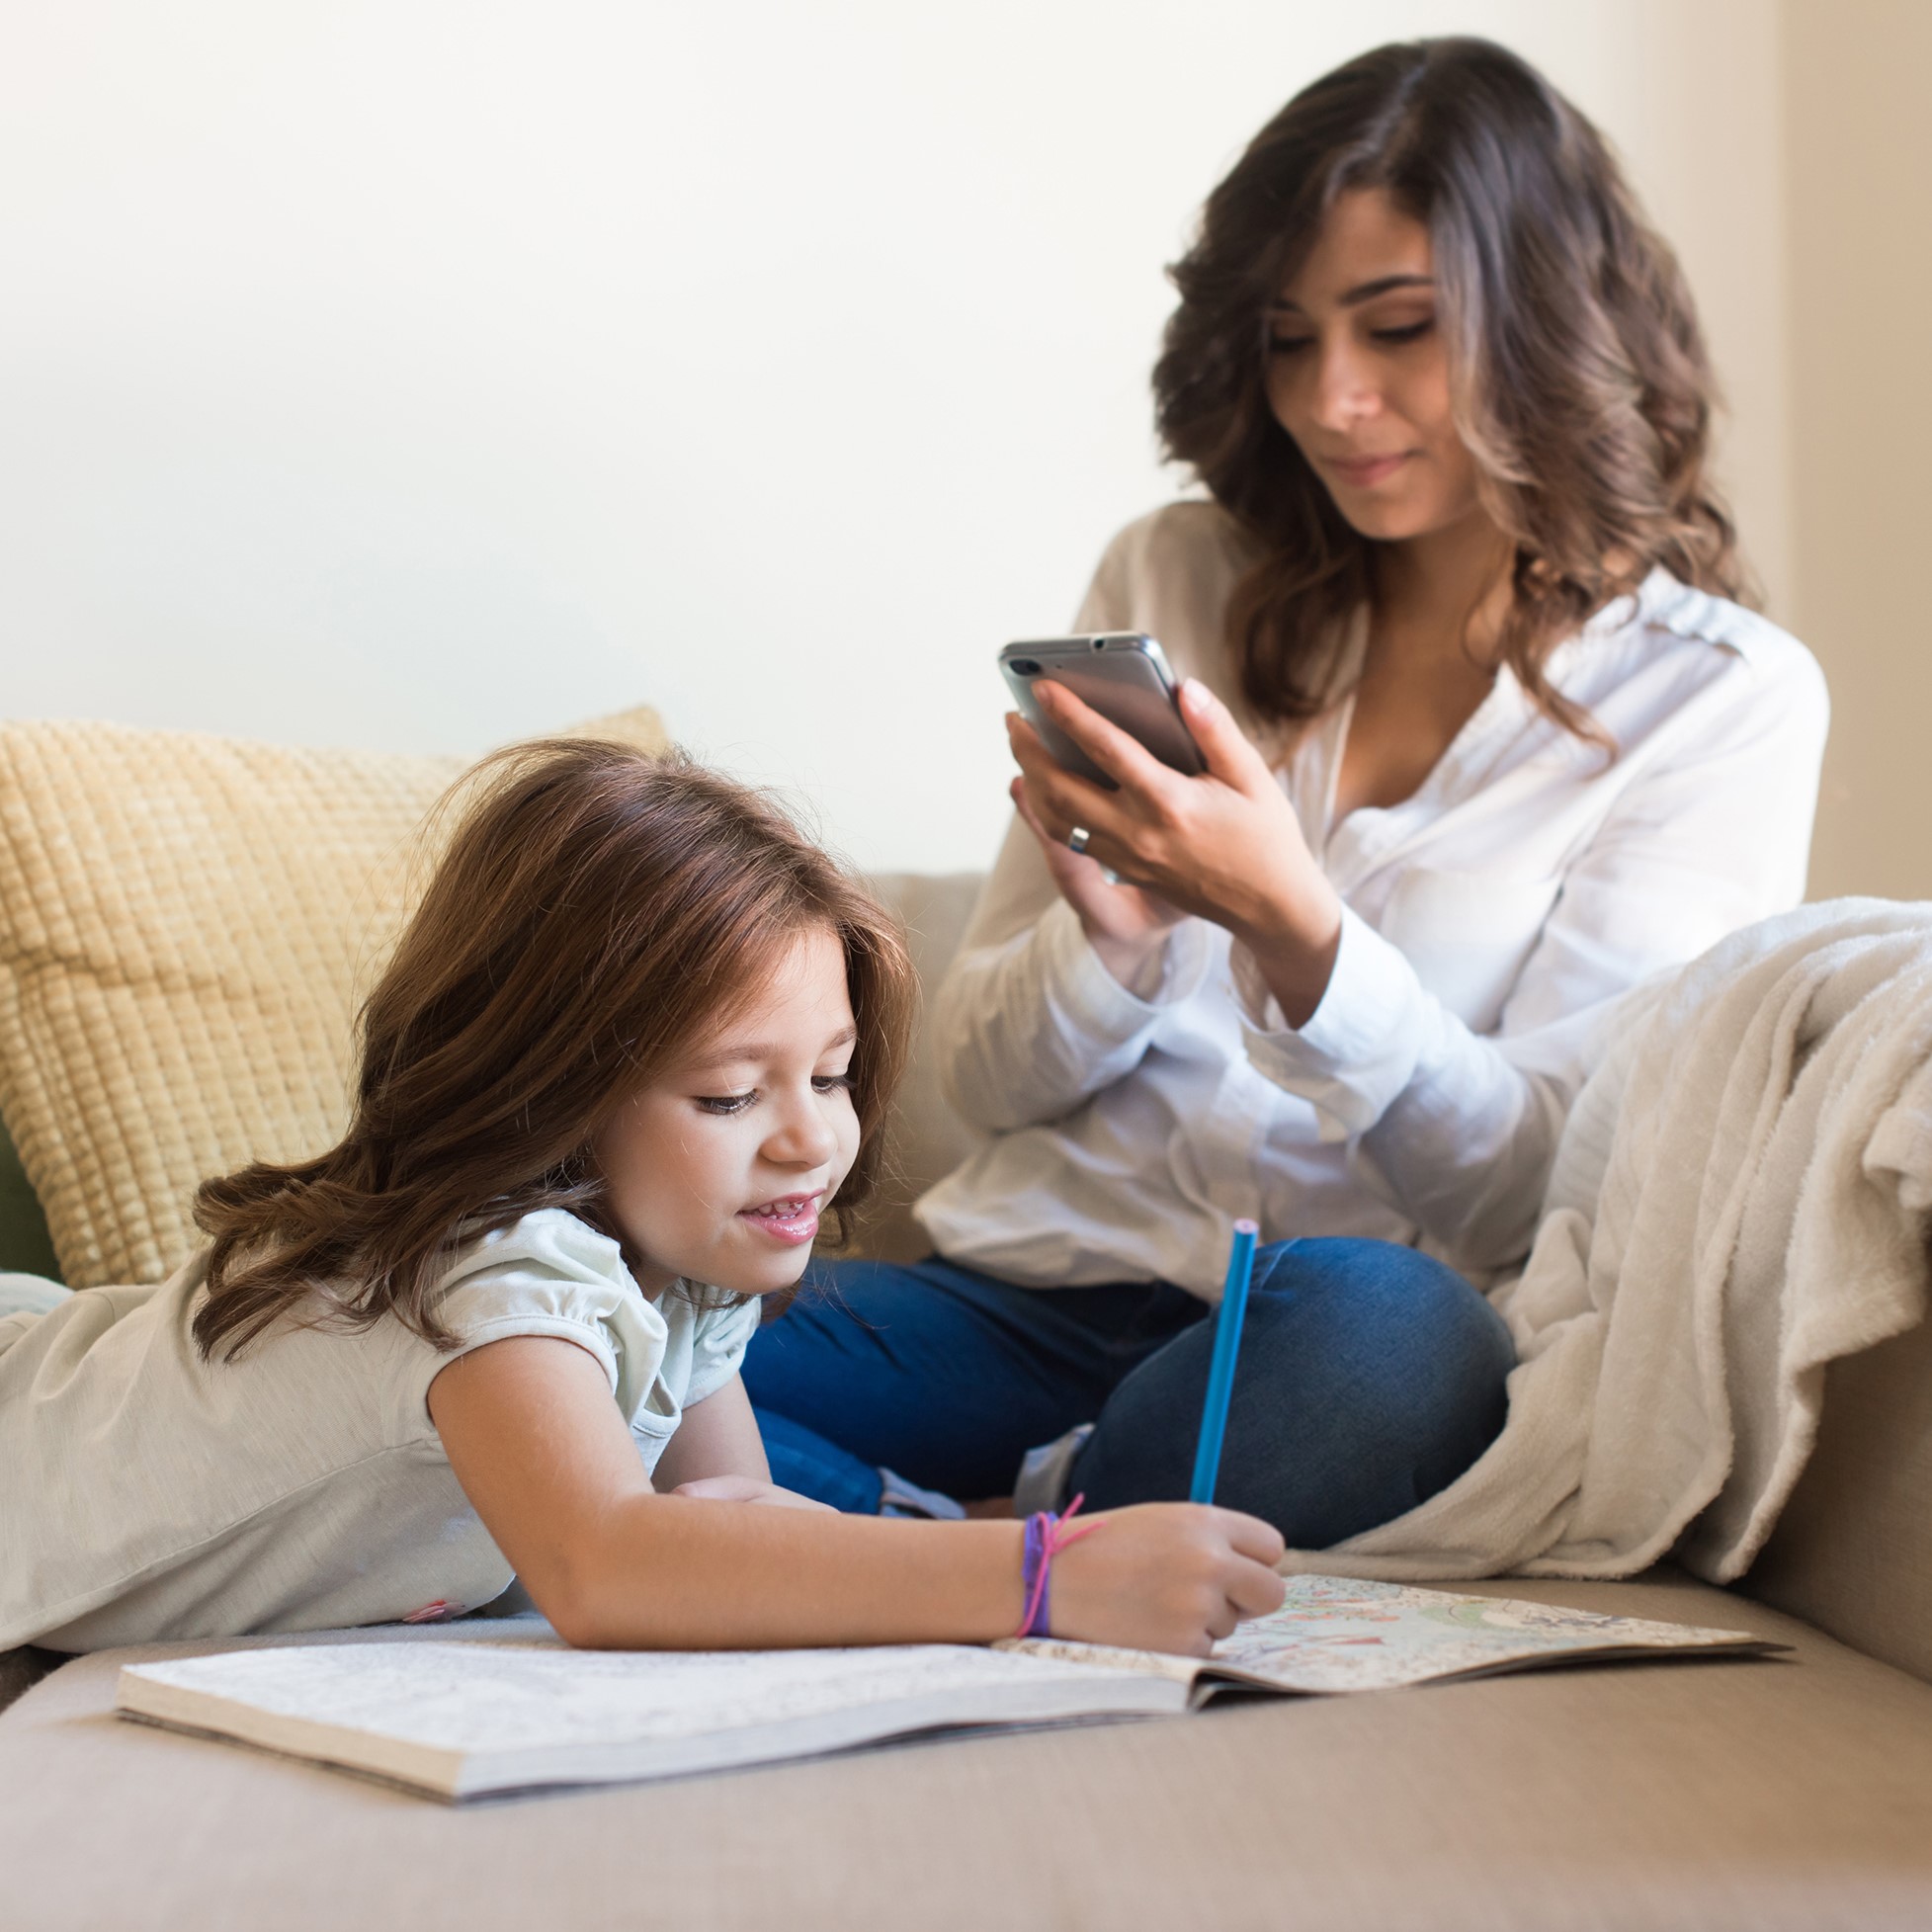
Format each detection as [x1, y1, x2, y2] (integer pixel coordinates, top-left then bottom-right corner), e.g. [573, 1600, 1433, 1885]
[1305, 899, 1932, 1584]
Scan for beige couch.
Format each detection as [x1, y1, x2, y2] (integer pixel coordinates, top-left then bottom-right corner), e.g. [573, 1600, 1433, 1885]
[6, 852, 1932, 1929]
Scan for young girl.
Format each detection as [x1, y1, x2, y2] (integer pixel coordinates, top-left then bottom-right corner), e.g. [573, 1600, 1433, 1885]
[0, 740, 1285, 1656]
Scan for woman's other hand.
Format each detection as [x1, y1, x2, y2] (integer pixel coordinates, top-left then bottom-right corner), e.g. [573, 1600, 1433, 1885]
[1008, 774, 1185, 994]
[1007, 678, 1344, 1026]
[1049, 1502, 1287, 1656]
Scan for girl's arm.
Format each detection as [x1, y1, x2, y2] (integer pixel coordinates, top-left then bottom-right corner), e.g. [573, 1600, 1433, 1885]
[650, 1374, 829, 1510]
[651, 1375, 769, 1486]
[429, 1336, 1285, 1653]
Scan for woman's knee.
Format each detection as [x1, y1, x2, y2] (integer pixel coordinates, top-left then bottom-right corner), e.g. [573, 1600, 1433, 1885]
[1262, 1236, 1510, 1380]
[1246, 1239, 1513, 1465]
[1072, 1238, 1513, 1544]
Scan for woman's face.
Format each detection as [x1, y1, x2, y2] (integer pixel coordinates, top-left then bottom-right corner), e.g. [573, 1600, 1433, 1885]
[1264, 187, 1482, 545]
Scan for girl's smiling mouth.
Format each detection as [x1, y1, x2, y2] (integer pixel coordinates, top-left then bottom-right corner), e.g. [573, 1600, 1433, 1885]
[738, 1191, 823, 1245]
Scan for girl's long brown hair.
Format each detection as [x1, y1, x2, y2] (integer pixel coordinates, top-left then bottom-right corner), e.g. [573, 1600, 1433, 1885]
[1154, 36, 1748, 737]
[191, 740, 915, 1361]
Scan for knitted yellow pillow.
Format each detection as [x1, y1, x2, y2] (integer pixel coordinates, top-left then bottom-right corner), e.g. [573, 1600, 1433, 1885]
[0, 709, 668, 1288]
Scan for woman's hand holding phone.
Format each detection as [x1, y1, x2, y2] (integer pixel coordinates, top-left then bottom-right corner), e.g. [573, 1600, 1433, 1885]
[1006, 676, 1344, 1027]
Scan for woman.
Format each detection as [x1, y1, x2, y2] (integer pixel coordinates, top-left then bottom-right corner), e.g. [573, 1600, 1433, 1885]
[743, 37, 1828, 1540]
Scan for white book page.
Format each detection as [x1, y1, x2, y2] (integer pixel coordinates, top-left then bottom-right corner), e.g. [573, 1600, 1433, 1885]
[124, 1639, 1179, 1748]
[118, 1638, 1188, 1795]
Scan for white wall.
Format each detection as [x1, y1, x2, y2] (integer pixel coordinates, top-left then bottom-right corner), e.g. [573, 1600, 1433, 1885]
[1, 1, 1788, 876]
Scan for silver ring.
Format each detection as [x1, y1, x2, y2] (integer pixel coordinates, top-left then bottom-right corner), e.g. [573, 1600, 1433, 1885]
[1067, 825, 1091, 856]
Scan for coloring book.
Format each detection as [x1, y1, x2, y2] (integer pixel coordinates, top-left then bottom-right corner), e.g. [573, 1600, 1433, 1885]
[115, 1575, 1783, 1802]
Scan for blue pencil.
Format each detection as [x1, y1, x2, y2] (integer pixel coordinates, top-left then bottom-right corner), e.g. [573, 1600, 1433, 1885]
[1189, 1218, 1259, 1505]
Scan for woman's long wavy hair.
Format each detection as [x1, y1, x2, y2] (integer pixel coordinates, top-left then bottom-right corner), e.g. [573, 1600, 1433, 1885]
[191, 740, 915, 1362]
[1154, 36, 1748, 737]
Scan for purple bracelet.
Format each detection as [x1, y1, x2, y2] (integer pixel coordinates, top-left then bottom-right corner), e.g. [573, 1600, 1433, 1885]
[1014, 1493, 1100, 1638]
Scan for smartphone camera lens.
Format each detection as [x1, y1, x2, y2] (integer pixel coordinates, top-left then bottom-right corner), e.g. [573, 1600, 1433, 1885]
[1009, 658, 1041, 677]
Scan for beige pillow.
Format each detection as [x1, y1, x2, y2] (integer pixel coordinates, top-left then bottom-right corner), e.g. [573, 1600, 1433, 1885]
[0, 709, 667, 1288]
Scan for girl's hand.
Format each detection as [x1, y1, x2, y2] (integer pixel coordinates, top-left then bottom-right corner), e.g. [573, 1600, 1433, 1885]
[1006, 679, 1344, 1027]
[1008, 775, 1184, 991]
[1048, 1503, 1287, 1656]
[671, 1474, 834, 1512]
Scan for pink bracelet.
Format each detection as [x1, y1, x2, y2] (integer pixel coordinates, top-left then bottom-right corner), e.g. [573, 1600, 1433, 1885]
[1014, 1493, 1101, 1638]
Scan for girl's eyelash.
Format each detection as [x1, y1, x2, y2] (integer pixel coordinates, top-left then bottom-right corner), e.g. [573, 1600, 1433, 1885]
[695, 1073, 851, 1115]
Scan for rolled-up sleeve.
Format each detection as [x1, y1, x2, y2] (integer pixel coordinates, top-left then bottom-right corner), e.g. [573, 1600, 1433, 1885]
[1235, 906, 1435, 1140]
[938, 890, 1213, 1134]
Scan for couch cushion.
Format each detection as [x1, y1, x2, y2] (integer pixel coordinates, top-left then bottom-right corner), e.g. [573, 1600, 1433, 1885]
[4, 1574, 1930, 1931]
[1743, 1309, 1932, 1685]
[0, 711, 666, 1288]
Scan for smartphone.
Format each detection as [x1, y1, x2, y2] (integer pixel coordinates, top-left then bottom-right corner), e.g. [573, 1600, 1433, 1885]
[998, 633, 1206, 791]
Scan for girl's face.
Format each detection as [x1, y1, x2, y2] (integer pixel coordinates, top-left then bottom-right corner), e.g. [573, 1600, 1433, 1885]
[1264, 187, 1483, 546]
[594, 924, 861, 1300]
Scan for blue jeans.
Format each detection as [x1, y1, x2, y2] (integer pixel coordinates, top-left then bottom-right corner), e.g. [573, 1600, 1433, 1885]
[742, 1238, 1514, 1546]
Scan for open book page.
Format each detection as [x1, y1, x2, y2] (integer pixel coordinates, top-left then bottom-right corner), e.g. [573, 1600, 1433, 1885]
[1004, 1575, 1780, 1697]
[122, 1638, 1186, 1749]
[117, 1638, 1187, 1799]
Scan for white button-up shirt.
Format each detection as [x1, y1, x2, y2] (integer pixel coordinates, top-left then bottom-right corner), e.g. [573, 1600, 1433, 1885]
[914, 503, 1830, 1297]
